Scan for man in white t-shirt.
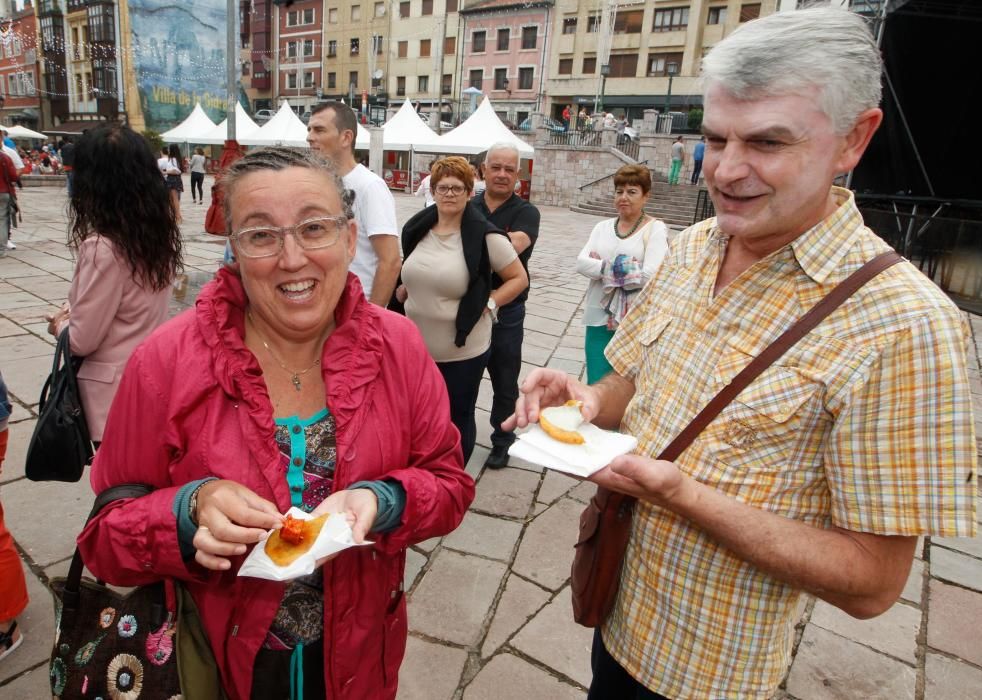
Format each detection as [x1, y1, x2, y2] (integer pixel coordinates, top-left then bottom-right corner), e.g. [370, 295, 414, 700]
[306, 102, 400, 305]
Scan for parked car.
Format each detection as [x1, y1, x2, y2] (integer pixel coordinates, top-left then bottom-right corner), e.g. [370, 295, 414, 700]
[517, 117, 566, 133]
[253, 109, 275, 124]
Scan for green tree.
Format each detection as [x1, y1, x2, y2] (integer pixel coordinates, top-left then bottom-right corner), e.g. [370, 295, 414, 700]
[142, 129, 164, 155]
[687, 108, 703, 131]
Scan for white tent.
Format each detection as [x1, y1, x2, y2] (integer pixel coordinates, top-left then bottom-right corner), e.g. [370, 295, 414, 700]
[240, 100, 370, 149]
[161, 103, 217, 143]
[5, 124, 47, 140]
[428, 98, 534, 157]
[381, 100, 441, 151]
[194, 103, 261, 145]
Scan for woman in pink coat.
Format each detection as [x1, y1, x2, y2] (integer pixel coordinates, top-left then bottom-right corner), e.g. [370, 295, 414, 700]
[46, 125, 182, 443]
[77, 148, 474, 699]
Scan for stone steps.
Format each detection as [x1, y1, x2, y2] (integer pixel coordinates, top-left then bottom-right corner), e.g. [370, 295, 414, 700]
[573, 181, 705, 228]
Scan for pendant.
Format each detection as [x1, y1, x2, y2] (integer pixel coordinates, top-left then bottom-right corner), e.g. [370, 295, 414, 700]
[291, 374, 302, 392]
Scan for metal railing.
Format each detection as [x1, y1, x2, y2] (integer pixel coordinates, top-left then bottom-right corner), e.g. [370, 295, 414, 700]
[548, 130, 603, 148]
[693, 189, 715, 224]
[615, 138, 640, 160]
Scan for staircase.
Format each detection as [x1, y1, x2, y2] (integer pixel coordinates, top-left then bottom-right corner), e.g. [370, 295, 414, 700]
[571, 180, 706, 228]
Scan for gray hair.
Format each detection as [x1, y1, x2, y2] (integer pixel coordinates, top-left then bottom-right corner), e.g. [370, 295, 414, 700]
[484, 142, 520, 164]
[700, 7, 882, 134]
[222, 146, 354, 232]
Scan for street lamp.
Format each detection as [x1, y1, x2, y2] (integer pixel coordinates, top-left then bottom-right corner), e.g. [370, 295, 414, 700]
[663, 62, 678, 124]
[598, 63, 610, 113]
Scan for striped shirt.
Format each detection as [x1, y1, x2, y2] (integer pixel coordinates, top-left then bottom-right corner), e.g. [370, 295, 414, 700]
[603, 187, 977, 699]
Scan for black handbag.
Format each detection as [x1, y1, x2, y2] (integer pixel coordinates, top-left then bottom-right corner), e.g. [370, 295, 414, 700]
[25, 327, 93, 482]
[48, 484, 224, 699]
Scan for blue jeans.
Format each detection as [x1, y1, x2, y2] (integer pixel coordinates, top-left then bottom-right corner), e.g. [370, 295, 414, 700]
[437, 347, 491, 464]
[487, 303, 525, 449]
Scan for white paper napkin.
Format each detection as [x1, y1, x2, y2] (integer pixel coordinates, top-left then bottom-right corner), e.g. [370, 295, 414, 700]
[509, 424, 638, 478]
[237, 507, 372, 581]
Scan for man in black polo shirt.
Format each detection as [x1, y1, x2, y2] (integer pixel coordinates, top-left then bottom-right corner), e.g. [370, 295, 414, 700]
[474, 143, 540, 469]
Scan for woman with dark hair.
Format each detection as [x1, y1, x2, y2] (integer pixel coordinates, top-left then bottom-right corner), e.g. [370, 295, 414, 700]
[189, 146, 207, 204]
[45, 124, 183, 444]
[161, 143, 185, 222]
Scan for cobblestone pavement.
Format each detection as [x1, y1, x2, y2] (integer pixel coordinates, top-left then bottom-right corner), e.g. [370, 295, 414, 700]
[1, 179, 980, 699]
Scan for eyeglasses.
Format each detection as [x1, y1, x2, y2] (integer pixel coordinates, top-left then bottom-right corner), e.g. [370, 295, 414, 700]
[435, 184, 467, 196]
[230, 216, 348, 258]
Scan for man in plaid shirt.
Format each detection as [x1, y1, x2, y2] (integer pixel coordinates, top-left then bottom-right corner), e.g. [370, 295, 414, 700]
[507, 7, 977, 699]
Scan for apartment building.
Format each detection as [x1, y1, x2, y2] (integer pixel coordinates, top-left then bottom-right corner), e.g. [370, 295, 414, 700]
[544, 0, 777, 121]
[319, 0, 388, 117]
[273, 0, 324, 115]
[459, 0, 552, 127]
[0, 1, 42, 130]
[241, 0, 274, 112]
[387, 0, 458, 121]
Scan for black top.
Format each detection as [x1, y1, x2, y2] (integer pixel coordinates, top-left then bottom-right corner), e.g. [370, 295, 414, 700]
[401, 201, 508, 348]
[474, 192, 540, 306]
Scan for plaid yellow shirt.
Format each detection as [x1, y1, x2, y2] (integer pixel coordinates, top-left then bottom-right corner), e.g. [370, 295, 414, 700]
[604, 188, 977, 699]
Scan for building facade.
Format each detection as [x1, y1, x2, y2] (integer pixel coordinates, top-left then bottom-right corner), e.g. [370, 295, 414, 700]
[544, 0, 778, 122]
[387, 0, 458, 122]
[241, 0, 273, 112]
[0, 0, 42, 130]
[272, 0, 323, 115]
[459, 0, 552, 127]
[320, 0, 388, 117]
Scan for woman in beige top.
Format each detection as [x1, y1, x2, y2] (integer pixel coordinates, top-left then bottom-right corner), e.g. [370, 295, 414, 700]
[397, 156, 528, 463]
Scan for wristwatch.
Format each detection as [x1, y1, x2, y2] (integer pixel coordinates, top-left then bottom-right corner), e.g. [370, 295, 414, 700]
[486, 297, 499, 323]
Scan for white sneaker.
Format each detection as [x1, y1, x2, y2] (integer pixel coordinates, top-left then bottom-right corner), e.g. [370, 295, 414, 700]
[5, 241, 15, 250]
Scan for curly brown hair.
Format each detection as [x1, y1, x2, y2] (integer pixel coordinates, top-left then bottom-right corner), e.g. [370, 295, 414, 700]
[68, 125, 183, 292]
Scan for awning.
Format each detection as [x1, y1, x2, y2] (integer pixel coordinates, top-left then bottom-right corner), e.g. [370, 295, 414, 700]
[45, 119, 119, 136]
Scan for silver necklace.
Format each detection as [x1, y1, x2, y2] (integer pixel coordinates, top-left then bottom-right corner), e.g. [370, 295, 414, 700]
[247, 313, 321, 392]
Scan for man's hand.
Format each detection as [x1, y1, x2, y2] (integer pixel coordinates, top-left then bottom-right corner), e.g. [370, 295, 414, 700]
[501, 368, 598, 431]
[311, 488, 378, 544]
[192, 480, 283, 571]
[589, 454, 688, 507]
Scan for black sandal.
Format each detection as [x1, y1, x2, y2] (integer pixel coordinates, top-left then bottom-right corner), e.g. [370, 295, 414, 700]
[0, 620, 24, 662]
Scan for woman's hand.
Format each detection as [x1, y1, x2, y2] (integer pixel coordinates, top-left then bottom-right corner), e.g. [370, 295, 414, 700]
[311, 488, 378, 544]
[589, 251, 601, 260]
[192, 480, 283, 571]
[395, 284, 408, 304]
[501, 368, 598, 431]
[45, 304, 70, 337]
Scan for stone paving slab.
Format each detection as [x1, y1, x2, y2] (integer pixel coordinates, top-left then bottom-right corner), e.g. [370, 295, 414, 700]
[0, 419, 38, 485]
[900, 559, 925, 605]
[480, 573, 551, 659]
[510, 587, 593, 688]
[923, 653, 982, 700]
[934, 531, 982, 560]
[468, 467, 540, 519]
[786, 625, 917, 700]
[809, 600, 921, 664]
[397, 637, 469, 700]
[929, 546, 982, 593]
[442, 510, 523, 562]
[927, 579, 982, 666]
[462, 653, 585, 699]
[511, 497, 583, 591]
[3, 475, 94, 567]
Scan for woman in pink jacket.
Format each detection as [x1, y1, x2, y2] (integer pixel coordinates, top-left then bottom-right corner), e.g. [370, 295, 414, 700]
[77, 148, 474, 699]
[46, 125, 182, 443]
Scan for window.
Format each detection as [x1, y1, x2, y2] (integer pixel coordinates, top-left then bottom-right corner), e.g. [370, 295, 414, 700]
[442, 73, 452, 94]
[422, 0, 433, 15]
[494, 68, 507, 90]
[582, 56, 596, 74]
[707, 6, 727, 24]
[350, 38, 360, 54]
[376, 35, 384, 55]
[562, 17, 577, 34]
[328, 40, 337, 57]
[558, 58, 573, 75]
[303, 39, 315, 57]
[304, 71, 315, 88]
[328, 7, 338, 23]
[608, 53, 638, 78]
[517, 111, 529, 125]
[472, 30, 486, 53]
[328, 72, 337, 88]
[518, 66, 533, 90]
[286, 41, 298, 58]
[87, 2, 115, 42]
[398, 41, 408, 57]
[375, 2, 385, 17]
[469, 68, 483, 89]
[444, 36, 456, 54]
[614, 10, 644, 33]
[287, 8, 314, 25]
[349, 70, 358, 88]
[351, 5, 360, 21]
[587, 15, 601, 33]
[447, 0, 458, 12]
[304, 8, 314, 23]
[418, 75, 429, 92]
[739, 4, 760, 21]
[653, 7, 689, 32]
[497, 28, 510, 51]
[420, 39, 430, 57]
[397, 76, 406, 95]
[72, 27, 79, 60]
[521, 26, 537, 49]
[647, 52, 683, 76]
[400, 1, 410, 18]
[287, 72, 298, 89]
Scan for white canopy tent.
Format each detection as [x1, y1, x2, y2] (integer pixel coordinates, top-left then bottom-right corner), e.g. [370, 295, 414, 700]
[161, 103, 217, 143]
[194, 103, 261, 145]
[428, 98, 534, 157]
[4, 124, 47, 140]
[381, 100, 441, 151]
[240, 100, 370, 149]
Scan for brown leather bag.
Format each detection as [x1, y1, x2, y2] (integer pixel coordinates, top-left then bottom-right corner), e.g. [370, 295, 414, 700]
[571, 251, 902, 627]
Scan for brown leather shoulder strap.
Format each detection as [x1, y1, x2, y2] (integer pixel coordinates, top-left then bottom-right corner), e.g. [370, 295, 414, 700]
[657, 250, 903, 462]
